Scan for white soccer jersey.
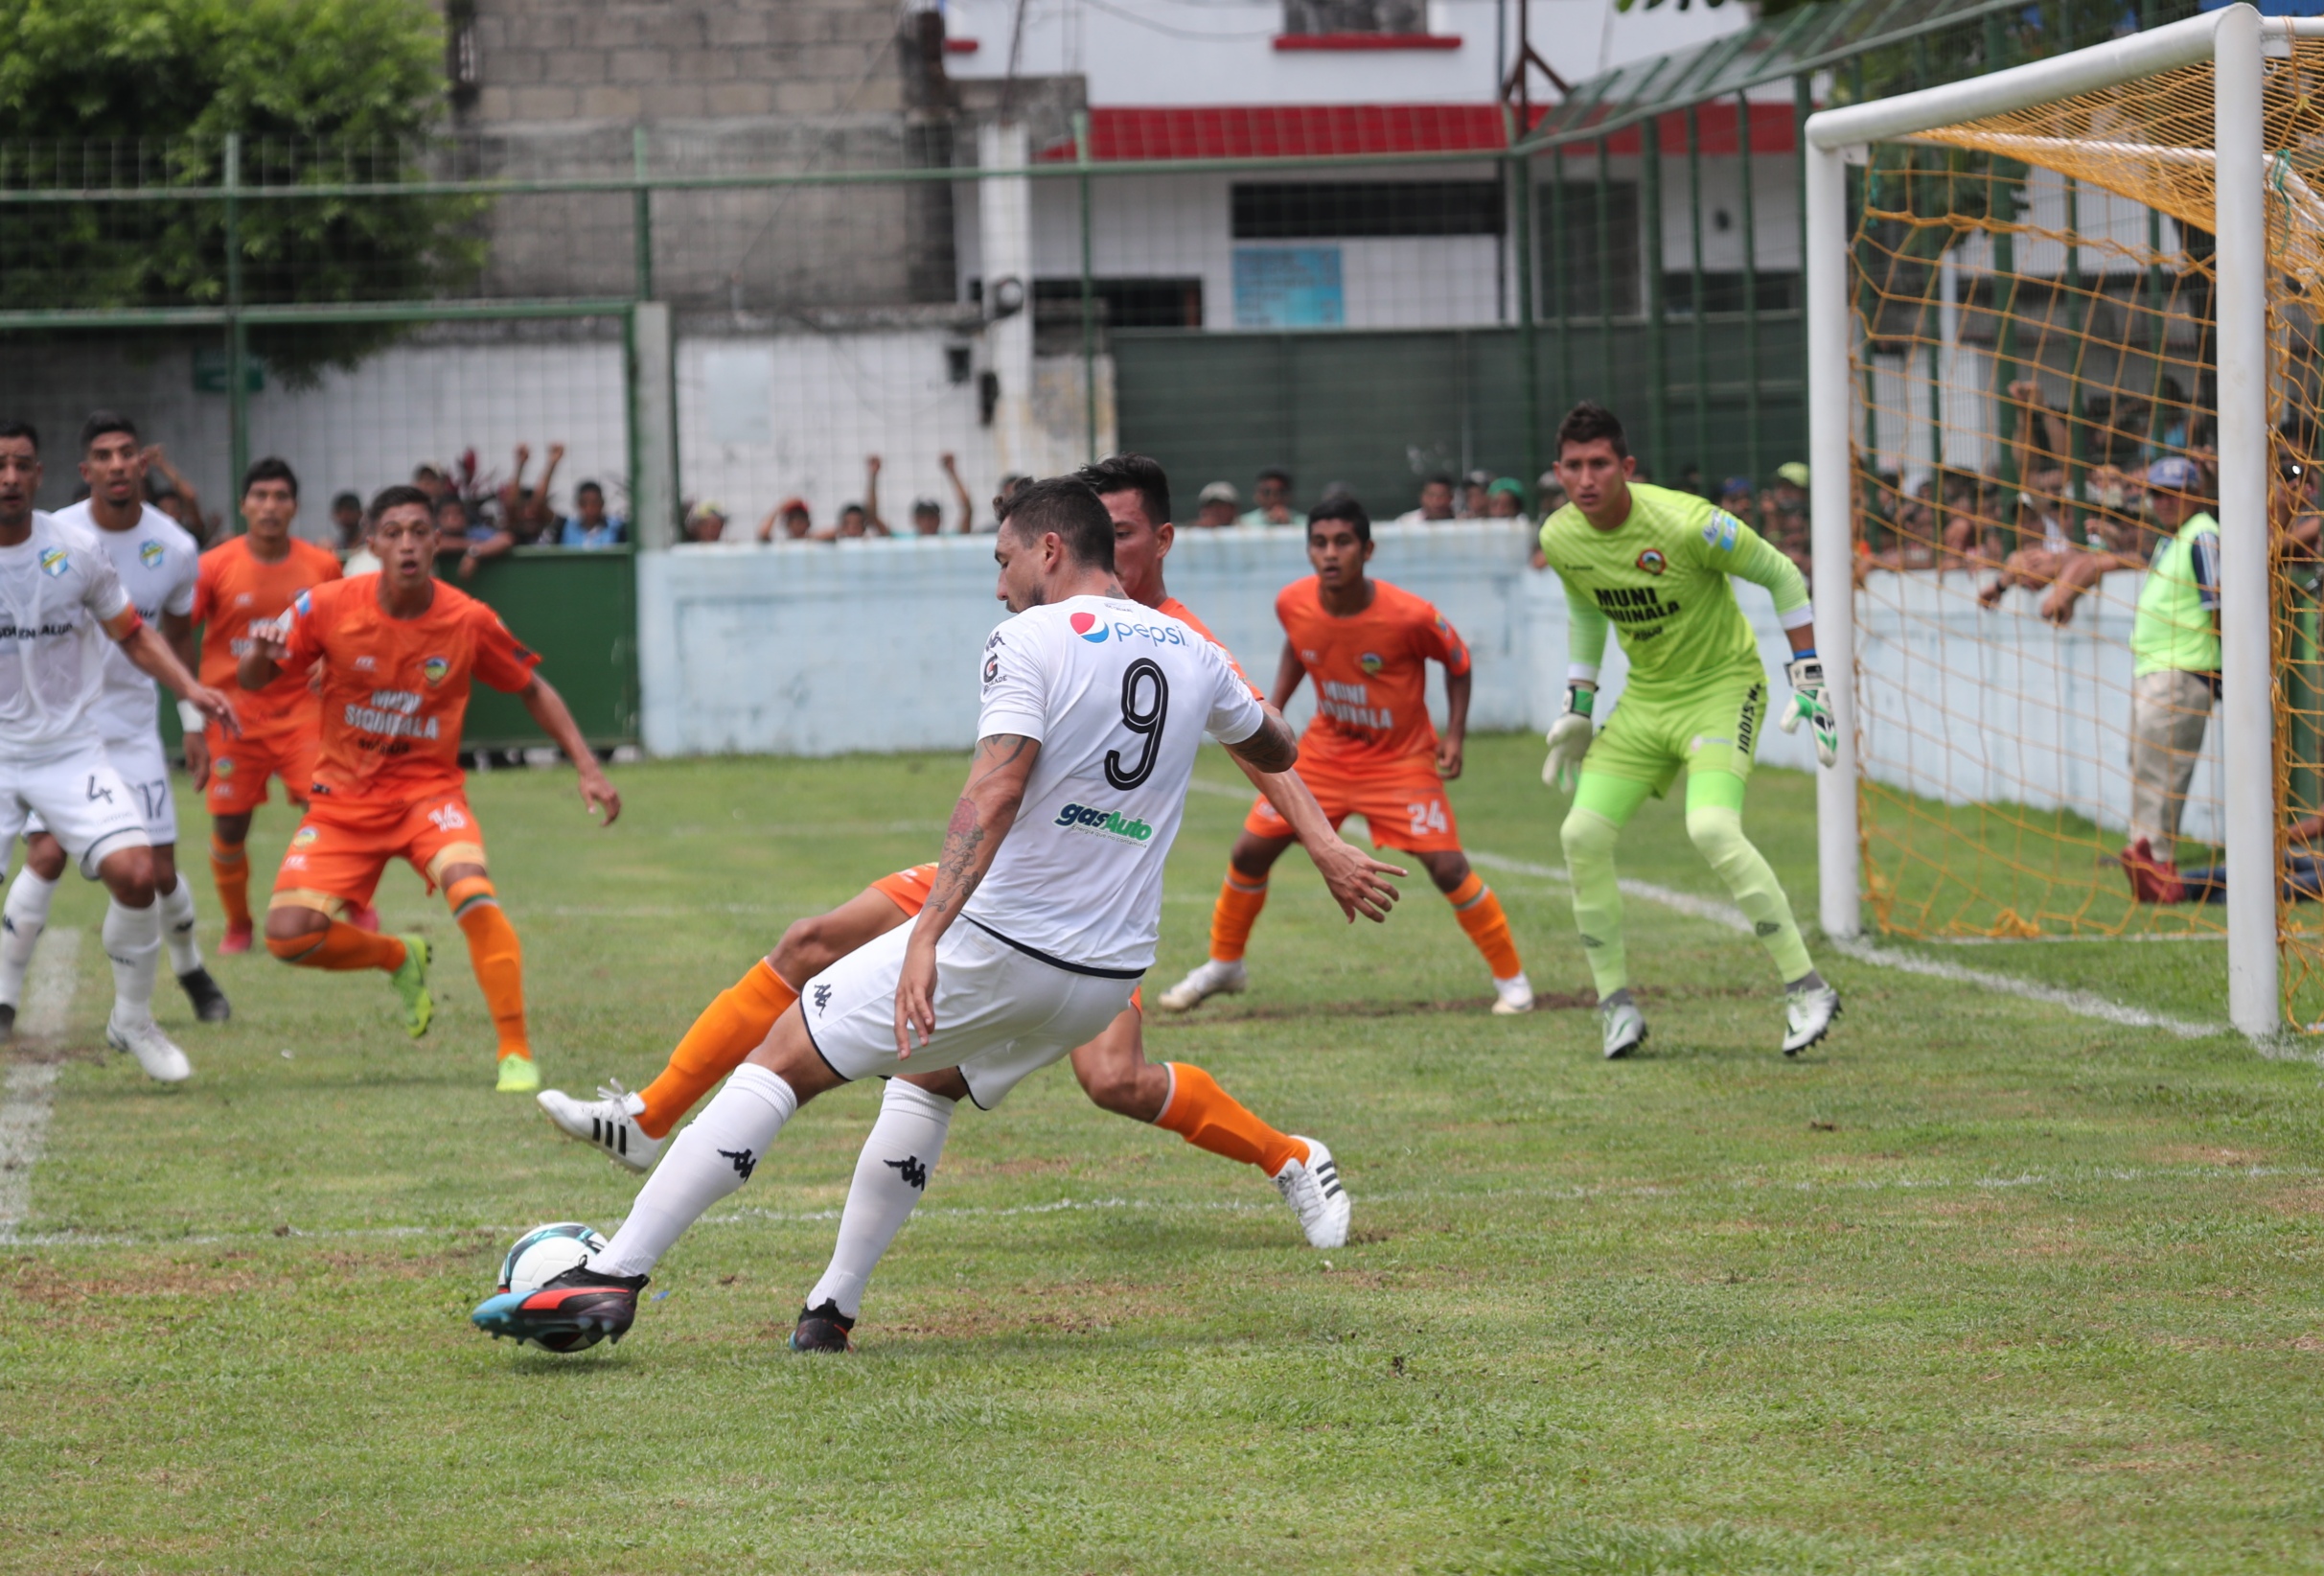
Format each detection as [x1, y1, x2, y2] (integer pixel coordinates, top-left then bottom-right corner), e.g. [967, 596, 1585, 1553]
[963, 594, 1266, 974]
[0, 512, 133, 759]
[51, 500, 196, 745]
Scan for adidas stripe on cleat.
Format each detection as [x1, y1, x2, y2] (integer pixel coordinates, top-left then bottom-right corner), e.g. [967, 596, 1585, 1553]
[1271, 1135, 1350, 1249]
[790, 1299, 857, 1353]
[537, 1082, 663, 1173]
[470, 1263, 646, 1352]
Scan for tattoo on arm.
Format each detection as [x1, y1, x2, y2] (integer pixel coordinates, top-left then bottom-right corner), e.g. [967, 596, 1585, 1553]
[1226, 713, 1299, 776]
[917, 733, 1037, 926]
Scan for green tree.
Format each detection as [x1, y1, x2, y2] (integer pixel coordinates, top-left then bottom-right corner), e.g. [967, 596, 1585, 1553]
[0, 0, 486, 378]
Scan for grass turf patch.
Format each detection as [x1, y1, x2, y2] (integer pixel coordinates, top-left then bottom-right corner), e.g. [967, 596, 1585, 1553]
[2, 736, 2319, 1573]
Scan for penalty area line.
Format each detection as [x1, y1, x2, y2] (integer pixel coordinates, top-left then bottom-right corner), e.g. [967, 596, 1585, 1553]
[0, 929, 84, 1244]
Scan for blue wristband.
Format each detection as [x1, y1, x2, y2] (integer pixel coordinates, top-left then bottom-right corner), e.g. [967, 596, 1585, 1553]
[1793, 647, 1818, 661]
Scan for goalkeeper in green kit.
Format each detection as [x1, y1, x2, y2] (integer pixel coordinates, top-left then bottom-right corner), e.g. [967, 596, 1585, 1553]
[1535, 403, 1842, 1058]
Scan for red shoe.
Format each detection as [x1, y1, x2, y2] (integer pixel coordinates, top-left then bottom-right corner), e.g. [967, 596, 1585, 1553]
[349, 904, 380, 933]
[2150, 857, 2187, 905]
[2120, 838, 2186, 904]
[218, 919, 254, 956]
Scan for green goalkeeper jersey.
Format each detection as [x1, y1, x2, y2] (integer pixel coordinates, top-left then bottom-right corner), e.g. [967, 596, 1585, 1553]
[1536, 481, 1811, 703]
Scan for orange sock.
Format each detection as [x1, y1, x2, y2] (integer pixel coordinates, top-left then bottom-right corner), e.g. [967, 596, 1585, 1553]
[1207, 871, 1270, 962]
[449, 877, 529, 1061]
[1446, 870, 1524, 979]
[1154, 1062, 1307, 1176]
[636, 958, 799, 1139]
[211, 835, 250, 930]
[266, 920, 406, 972]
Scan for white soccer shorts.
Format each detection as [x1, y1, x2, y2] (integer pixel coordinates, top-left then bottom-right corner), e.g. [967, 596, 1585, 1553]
[0, 743, 151, 877]
[26, 732, 174, 849]
[798, 919, 1137, 1110]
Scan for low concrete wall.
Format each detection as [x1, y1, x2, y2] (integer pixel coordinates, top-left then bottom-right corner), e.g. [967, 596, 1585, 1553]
[635, 520, 1823, 775]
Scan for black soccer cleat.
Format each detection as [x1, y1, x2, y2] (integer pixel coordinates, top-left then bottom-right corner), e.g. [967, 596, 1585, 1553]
[471, 1263, 648, 1353]
[790, 1299, 856, 1353]
[178, 967, 232, 1023]
[0, 1002, 16, 1041]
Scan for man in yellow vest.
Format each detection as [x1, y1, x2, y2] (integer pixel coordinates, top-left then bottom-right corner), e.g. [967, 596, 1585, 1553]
[2120, 456, 2220, 902]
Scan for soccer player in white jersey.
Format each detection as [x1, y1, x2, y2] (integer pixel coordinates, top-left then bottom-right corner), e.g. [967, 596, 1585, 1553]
[0, 411, 229, 1034]
[472, 475, 1300, 1350]
[0, 423, 240, 1079]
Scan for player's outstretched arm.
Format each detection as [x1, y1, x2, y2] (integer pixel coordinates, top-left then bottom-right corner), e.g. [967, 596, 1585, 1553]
[1437, 665, 1471, 781]
[1234, 753, 1404, 923]
[107, 608, 239, 735]
[1224, 707, 1299, 776]
[516, 674, 621, 826]
[897, 731, 1042, 1055]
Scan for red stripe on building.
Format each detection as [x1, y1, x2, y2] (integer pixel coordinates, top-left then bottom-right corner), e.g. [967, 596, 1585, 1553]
[1037, 103, 1801, 163]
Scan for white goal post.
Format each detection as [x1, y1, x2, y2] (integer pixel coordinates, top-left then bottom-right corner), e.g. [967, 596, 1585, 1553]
[1804, 3, 2290, 1038]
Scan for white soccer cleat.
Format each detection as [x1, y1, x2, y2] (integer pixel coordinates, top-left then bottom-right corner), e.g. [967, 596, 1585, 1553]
[1272, 1136, 1349, 1249]
[105, 1012, 191, 1083]
[1491, 972, 1535, 1015]
[1157, 958, 1247, 1013]
[1782, 985, 1842, 1056]
[1600, 998, 1646, 1059]
[537, 1081, 662, 1172]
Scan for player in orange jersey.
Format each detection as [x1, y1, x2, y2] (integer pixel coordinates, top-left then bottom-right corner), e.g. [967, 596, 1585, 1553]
[191, 458, 346, 954]
[1158, 495, 1534, 1016]
[535, 457, 1399, 1309]
[239, 484, 620, 1093]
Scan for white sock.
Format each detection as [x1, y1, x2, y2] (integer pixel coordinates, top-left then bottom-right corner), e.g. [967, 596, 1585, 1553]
[103, 898, 162, 1027]
[158, 874, 201, 975]
[593, 1063, 797, 1278]
[0, 866, 59, 1008]
[805, 1079, 955, 1319]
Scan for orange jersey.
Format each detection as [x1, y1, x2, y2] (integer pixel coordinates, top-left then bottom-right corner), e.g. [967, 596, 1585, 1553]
[1276, 576, 1469, 765]
[279, 576, 541, 801]
[194, 536, 342, 738]
[1156, 594, 1263, 701]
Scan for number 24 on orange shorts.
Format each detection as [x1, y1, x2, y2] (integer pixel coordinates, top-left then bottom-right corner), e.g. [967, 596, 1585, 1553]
[1242, 760, 1461, 852]
[274, 790, 489, 906]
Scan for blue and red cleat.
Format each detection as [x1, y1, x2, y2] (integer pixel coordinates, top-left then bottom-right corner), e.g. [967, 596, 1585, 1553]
[471, 1264, 647, 1352]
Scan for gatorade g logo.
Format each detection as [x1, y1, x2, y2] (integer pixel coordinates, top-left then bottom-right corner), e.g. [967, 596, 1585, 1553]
[1636, 548, 1667, 575]
[1053, 801, 1155, 845]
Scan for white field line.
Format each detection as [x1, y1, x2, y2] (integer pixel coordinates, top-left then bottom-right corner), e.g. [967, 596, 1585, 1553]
[0, 929, 82, 1244]
[6, 1159, 2310, 1252]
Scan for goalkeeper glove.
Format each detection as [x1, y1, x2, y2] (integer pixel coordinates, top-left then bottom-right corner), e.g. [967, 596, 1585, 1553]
[1779, 651, 1838, 768]
[1541, 684, 1595, 793]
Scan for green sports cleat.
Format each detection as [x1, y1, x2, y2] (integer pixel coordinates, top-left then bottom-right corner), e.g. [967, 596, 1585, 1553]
[391, 935, 432, 1039]
[495, 1055, 541, 1095]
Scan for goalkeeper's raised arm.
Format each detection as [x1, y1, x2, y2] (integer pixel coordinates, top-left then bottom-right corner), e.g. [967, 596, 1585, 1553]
[1530, 401, 1840, 1062]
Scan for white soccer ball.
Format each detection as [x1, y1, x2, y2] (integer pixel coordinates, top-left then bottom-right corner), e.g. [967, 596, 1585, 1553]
[497, 1221, 609, 1296]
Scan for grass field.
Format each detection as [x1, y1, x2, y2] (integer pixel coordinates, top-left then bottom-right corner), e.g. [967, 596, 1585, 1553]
[4, 734, 2320, 1574]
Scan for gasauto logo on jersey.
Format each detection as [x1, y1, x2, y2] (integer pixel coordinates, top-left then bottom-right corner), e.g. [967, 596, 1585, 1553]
[1053, 801, 1154, 845]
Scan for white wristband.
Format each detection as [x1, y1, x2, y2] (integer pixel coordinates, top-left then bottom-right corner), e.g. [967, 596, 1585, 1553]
[178, 700, 207, 733]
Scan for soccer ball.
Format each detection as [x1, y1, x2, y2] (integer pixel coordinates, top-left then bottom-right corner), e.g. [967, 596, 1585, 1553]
[497, 1220, 608, 1296]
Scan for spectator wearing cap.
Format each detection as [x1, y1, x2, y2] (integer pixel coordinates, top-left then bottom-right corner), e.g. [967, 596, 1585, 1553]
[2035, 455, 2220, 901]
[1483, 476, 1530, 530]
[329, 490, 365, 559]
[1715, 475, 1757, 525]
[560, 480, 626, 548]
[1394, 472, 1458, 526]
[1240, 467, 1306, 528]
[758, 498, 814, 543]
[1193, 481, 1240, 528]
[685, 500, 729, 544]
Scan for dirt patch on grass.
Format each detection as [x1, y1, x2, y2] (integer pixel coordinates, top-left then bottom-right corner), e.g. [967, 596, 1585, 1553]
[2260, 1185, 2324, 1218]
[5, 1258, 280, 1307]
[2145, 1145, 2271, 1167]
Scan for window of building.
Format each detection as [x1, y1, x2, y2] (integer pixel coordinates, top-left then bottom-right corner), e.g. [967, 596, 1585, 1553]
[1280, 1, 1428, 35]
[1538, 182, 1642, 318]
[1232, 182, 1504, 240]
[1662, 271, 1802, 315]
[1030, 277, 1205, 330]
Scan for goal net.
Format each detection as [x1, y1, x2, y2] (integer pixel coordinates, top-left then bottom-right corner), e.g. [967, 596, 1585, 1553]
[1821, 13, 2323, 1030]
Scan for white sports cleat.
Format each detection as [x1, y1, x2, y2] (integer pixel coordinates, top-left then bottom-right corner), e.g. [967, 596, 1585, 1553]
[1272, 1136, 1349, 1249]
[1491, 973, 1535, 1015]
[537, 1081, 662, 1172]
[1782, 985, 1842, 1056]
[1600, 997, 1646, 1059]
[1157, 957, 1247, 1013]
[106, 1012, 191, 1083]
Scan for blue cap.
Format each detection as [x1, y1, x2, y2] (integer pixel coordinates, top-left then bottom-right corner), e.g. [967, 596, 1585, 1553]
[2146, 456, 2200, 491]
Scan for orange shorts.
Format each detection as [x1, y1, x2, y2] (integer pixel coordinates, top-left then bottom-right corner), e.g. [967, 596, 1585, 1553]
[863, 861, 1140, 1013]
[1243, 753, 1461, 853]
[870, 863, 938, 917]
[268, 788, 488, 913]
[205, 727, 318, 816]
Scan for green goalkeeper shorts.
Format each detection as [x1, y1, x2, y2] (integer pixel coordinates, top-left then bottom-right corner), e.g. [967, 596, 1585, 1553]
[1583, 674, 1768, 797]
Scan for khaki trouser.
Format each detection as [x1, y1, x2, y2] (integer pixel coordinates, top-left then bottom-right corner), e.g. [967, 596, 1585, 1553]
[2128, 666, 2216, 865]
